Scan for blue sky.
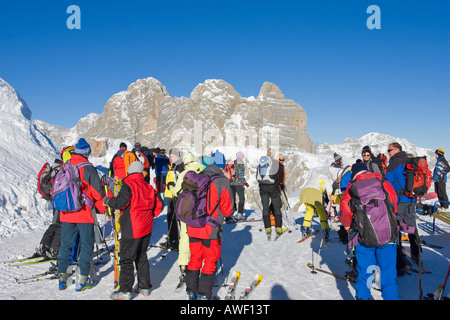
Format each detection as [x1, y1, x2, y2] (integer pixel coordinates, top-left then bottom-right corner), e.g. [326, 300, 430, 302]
[1, 0, 449, 153]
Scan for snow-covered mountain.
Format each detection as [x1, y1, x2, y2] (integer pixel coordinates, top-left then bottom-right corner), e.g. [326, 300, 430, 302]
[0, 78, 60, 237]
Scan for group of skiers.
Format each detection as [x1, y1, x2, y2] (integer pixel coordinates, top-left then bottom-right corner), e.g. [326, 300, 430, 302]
[35, 137, 449, 300]
[302, 143, 449, 300]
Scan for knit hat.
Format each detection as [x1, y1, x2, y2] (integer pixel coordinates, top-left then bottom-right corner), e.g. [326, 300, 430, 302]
[169, 148, 182, 158]
[361, 145, 372, 156]
[74, 138, 91, 156]
[210, 150, 226, 168]
[334, 153, 342, 162]
[435, 148, 445, 157]
[128, 161, 144, 175]
[351, 161, 368, 179]
[236, 151, 245, 160]
[183, 153, 195, 165]
[134, 142, 142, 151]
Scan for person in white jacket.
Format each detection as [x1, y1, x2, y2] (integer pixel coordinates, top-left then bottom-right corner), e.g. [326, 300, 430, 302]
[300, 173, 333, 238]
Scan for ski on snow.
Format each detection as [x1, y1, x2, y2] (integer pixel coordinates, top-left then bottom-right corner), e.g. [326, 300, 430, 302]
[15, 271, 59, 284]
[223, 272, 262, 300]
[238, 273, 263, 300]
[224, 270, 241, 300]
[307, 263, 356, 283]
[297, 229, 320, 243]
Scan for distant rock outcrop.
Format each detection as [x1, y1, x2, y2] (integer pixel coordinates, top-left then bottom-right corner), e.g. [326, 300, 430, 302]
[38, 77, 316, 156]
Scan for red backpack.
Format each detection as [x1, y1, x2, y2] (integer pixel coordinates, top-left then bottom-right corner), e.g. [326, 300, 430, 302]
[373, 153, 388, 177]
[404, 156, 432, 198]
[37, 160, 62, 201]
[224, 160, 236, 182]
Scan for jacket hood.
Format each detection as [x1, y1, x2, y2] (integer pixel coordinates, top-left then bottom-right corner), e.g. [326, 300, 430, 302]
[204, 164, 224, 177]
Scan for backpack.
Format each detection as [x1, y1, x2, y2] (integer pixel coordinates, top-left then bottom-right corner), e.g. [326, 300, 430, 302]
[404, 156, 432, 198]
[37, 162, 53, 200]
[175, 171, 221, 228]
[348, 176, 398, 248]
[373, 153, 388, 177]
[339, 165, 352, 192]
[256, 156, 275, 184]
[37, 161, 63, 200]
[134, 150, 150, 169]
[224, 160, 236, 182]
[52, 162, 94, 212]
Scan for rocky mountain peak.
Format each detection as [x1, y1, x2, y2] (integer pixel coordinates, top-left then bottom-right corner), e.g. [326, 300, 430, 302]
[258, 81, 285, 100]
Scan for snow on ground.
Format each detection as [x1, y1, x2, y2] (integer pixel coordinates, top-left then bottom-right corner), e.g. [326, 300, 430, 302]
[0, 193, 449, 302]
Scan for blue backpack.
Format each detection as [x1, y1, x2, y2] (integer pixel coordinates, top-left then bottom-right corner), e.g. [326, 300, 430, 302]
[52, 162, 94, 212]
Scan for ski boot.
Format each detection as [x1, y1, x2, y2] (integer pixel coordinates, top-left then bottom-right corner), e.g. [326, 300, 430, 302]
[187, 290, 198, 300]
[75, 275, 95, 292]
[265, 228, 272, 240]
[58, 273, 70, 290]
[302, 226, 311, 239]
[110, 290, 132, 300]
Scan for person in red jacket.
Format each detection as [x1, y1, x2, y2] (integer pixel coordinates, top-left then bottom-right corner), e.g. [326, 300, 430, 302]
[58, 138, 109, 291]
[104, 161, 164, 300]
[185, 151, 234, 300]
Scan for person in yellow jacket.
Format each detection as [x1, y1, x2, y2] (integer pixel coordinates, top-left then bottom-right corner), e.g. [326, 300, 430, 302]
[165, 152, 205, 286]
[164, 149, 185, 249]
[300, 173, 334, 239]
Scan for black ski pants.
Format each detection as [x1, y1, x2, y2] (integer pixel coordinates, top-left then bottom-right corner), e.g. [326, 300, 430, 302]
[259, 184, 282, 228]
[435, 181, 449, 209]
[119, 232, 152, 293]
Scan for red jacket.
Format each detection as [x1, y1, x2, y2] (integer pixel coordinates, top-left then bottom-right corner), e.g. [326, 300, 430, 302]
[113, 155, 126, 180]
[340, 171, 398, 228]
[187, 165, 233, 240]
[59, 154, 107, 224]
[106, 173, 163, 239]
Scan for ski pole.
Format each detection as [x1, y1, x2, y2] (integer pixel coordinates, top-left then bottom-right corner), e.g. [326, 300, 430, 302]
[438, 261, 450, 300]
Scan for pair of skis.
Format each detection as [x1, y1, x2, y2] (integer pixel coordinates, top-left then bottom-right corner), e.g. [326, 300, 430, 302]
[2, 255, 56, 267]
[224, 271, 263, 300]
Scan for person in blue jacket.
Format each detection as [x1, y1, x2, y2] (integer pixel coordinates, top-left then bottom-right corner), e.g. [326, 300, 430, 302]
[384, 142, 419, 260]
[433, 148, 450, 211]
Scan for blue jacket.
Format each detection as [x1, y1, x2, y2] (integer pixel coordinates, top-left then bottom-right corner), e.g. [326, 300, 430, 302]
[433, 156, 449, 183]
[385, 151, 415, 203]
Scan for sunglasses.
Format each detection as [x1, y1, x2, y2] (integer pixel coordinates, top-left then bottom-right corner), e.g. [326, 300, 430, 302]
[362, 153, 371, 157]
[387, 149, 394, 153]
[279, 159, 285, 162]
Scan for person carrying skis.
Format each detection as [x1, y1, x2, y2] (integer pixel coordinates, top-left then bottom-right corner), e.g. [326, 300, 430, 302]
[57, 138, 109, 292]
[299, 173, 333, 239]
[103, 161, 164, 300]
[185, 150, 234, 300]
[230, 151, 249, 221]
[340, 161, 400, 300]
[433, 148, 450, 211]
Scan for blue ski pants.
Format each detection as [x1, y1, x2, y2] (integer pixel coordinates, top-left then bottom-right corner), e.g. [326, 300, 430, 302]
[354, 243, 401, 300]
[58, 222, 94, 276]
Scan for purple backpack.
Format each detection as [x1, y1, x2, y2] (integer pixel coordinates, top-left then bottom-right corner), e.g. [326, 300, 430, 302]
[348, 177, 398, 248]
[52, 162, 94, 213]
[175, 171, 221, 228]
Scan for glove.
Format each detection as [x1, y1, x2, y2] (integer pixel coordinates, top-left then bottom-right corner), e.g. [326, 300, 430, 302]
[103, 196, 112, 207]
[244, 183, 249, 188]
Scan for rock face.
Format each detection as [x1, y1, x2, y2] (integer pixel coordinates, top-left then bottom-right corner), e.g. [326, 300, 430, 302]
[40, 77, 316, 155]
